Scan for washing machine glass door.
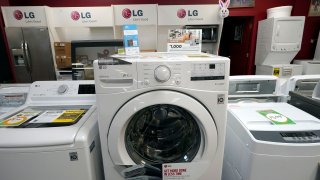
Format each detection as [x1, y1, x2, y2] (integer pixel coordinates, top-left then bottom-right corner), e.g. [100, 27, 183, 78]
[108, 90, 218, 166]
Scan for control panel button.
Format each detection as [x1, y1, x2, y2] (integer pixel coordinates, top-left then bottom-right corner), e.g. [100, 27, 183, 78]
[57, 84, 68, 94]
[154, 65, 171, 83]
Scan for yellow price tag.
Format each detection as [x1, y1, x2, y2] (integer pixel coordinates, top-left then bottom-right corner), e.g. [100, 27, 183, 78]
[53, 110, 85, 123]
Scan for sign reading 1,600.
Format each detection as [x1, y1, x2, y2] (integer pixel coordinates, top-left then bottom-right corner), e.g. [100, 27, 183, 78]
[170, 44, 182, 48]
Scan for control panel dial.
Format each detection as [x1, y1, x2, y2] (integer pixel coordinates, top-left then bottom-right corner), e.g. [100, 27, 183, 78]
[154, 65, 171, 83]
[57, 84, 69, 94]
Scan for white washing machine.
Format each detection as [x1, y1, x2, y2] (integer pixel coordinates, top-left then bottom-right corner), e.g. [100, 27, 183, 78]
[0, 81, 104, 180]
[0, 84, 30, 116]
[228, 75, 281, 103]
[223, 103, 320, 180]
[94, 52, 230, 180]
[283, 75, 320, 98]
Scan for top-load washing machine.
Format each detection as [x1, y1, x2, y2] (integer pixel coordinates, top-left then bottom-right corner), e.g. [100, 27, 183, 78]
[0, 80, 104, 180]
[94, 52, 230, 180]
[0, 83, 30, 116]
[223, 75, 320, 180]
[228, 75, 281, 103]
[223, 103, 320, 180]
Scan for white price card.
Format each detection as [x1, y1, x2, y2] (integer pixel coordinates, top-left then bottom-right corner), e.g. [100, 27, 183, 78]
[167, 29, 202, 53]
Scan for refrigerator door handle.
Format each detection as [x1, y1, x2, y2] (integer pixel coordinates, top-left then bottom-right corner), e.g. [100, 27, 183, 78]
[21, 41, 31, 72]
[23, 41, 32, 72]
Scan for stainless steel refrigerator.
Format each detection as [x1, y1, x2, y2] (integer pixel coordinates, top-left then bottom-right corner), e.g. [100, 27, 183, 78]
[5, 27, 56, 82]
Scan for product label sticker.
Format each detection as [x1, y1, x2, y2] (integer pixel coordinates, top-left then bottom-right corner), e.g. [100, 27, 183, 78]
[163, 162, 209, 180]
[28, 110, 64, 123]
[53, 110, 85, 123]
[273, 67, 280, 77]
[0, 110, 42, 127]
[167, 29, 202, 53]
[257, 109, 296, 125]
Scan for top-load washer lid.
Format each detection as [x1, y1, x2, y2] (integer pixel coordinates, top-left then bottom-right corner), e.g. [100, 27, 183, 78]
[228, 103, 320, 131]
[0, 104, 95, 148]
[0, 80, 96, 148]
[228, 103, 320, 143]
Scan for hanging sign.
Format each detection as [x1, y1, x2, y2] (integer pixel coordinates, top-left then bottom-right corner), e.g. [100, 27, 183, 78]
[167, 29, 202, 53]
[1, 6, 48, 27]
[158, 5, 222, 25]
[49, 7, 113, 27]
[113, 4, 157, 25]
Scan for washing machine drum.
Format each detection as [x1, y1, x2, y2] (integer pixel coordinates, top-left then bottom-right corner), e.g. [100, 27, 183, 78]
[107, 91, 218, 166]
[125, 104, 201, 165]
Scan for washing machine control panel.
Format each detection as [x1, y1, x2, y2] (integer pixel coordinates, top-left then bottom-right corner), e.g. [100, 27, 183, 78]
[191, 63, 225, 81]
[251, 130, 320, 143]
[137, 62, 226, 88]
[138, 62, 183, 88]
[29, 81, 95, 99]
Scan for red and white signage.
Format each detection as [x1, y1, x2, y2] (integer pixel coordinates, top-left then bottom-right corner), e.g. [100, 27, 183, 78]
[158, 5, 222, 25]
[48, 7, 113, 27]
[1, 6, 48, 27]
[113, 4, 157, 26]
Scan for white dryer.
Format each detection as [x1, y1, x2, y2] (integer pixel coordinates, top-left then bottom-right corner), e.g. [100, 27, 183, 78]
[0, 81, 104, 180]
[94, 53, 230, 180]
[223, 103, 320, 180]
[0, 83, 30, 116]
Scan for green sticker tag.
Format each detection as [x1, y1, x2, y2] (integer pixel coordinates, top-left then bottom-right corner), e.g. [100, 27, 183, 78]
[257, 109, 296, 125]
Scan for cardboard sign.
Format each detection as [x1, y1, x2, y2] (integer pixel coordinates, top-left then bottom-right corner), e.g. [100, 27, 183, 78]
[167, 29, 202, 53]
[1, 6, 48, 27]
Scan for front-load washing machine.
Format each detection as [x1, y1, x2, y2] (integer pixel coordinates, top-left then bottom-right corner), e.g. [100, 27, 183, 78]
[223, 103, 320, 180]
[0, 81, 104, 180]
[94, 52, 230, 180]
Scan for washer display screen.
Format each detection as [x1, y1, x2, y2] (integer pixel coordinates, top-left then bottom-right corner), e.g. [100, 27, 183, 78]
[125, 104, 201, 165]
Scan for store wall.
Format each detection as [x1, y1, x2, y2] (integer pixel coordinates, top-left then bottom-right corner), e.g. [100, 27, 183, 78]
[3, 0, 320, 75]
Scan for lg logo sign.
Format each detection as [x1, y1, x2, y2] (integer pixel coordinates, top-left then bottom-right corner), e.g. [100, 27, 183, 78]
[177, 9, 198, 18]
[13, 10, 35, 20]
[122, 8, 143, 19]
[71, 11, 91, 21]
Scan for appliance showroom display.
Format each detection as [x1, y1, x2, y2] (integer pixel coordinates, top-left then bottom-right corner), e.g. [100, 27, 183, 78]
[255, 15, 305, 88]
[0, 81, 104, 180]
[0, 84, 30, 116]
[94, 52, 230, 180]
[223, 103, 320, 180]
[228, 75, 281, 103]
